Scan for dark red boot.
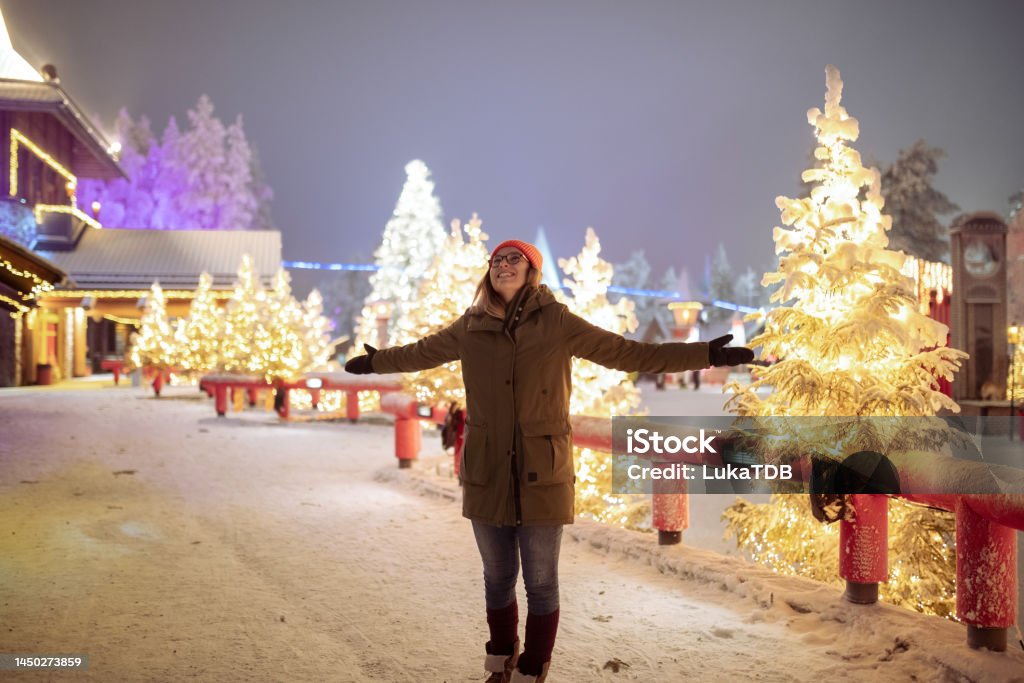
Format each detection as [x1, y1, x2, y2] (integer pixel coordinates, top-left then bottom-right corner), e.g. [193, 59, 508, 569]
[484, 601, 519, 681]
[512, 609, 559, 681]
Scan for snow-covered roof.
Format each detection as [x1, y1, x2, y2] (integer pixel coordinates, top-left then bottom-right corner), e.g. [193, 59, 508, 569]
[0, 10, 123, 180]
[0, 10, 42, 82]
[42, 228, 282, 290]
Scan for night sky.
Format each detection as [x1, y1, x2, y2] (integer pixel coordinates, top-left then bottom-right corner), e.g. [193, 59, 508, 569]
[8, 1, 1024, 289]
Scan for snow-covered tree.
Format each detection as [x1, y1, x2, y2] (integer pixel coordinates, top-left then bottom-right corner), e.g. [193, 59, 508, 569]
[706, 243, 735, 322]
[398, 214, 490, 406]
[252, 269, 305, 382]
[559, 228, 646, 526]
[612, 250, 657, 339]
[130, 282, 177, 370]
[317, 268, 372, 342]
[880, 140, 959, 263]
[174, 272, 223, 377]
[0, 200, 36, 247]
[78, 97, 273, 231]
[722, 65, 967, 619]
[300, 288, 332, 373]
[353, 160, 447, 349]
[727, 66, 966, 420]
[735, 266, 764, 309]
[221, 256, 264, 374]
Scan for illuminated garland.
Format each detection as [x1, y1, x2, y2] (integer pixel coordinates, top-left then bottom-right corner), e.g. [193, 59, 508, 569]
[10, 129, 78, 200]
[902, 256, 952, 313]
[0, 291, 30, 316]
[45, 289, 234, 300]
[34, 204, 102, 231]
[0, 255, 55, 301]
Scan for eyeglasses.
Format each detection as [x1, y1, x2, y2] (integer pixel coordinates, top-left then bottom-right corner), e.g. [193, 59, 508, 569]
[490, 253, 525, 268]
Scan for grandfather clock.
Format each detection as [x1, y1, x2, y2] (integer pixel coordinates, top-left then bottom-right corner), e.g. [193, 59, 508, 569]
[951, 212, 1008, 400]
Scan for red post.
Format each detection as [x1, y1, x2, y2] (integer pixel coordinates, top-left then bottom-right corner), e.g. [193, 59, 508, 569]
[276, 387, 290, 419]
[214, 384, 228, 416]
[247, 387, 258, 407]
[839, 494, 888, 604]
[152, 371, 164, 397]
[309, 387, 321, 409]
[395, 417, 421, 468]
[651, 463, 688, 545]
[956, 500, 1018, 651]
[112, 366, 121, 385]
[346, 391, 360, 423]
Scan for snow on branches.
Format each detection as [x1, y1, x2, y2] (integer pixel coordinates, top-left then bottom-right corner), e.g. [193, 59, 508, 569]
[727, 65, 966, 419]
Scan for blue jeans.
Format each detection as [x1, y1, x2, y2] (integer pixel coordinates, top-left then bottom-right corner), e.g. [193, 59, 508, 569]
[472, 521, 562, 615]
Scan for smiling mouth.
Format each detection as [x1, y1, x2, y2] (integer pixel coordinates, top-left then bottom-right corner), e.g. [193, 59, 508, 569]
[497, 272, 516, 279]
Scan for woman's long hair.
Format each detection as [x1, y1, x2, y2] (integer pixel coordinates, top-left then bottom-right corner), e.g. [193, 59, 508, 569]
[470, 265, 542, 318]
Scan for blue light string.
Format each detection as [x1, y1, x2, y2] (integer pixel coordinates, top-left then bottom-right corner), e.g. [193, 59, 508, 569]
[283, 260, 760, 312]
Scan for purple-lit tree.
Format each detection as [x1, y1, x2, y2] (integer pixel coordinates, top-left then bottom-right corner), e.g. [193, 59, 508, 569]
[78, 96, 273, 231]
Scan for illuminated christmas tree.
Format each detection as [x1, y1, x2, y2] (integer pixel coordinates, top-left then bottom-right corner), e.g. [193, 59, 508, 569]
[221, 255, 264, 374]
[174, 272, 223, 377]
[300, 288, 332, 374]
[253, 268, 305, 382]
[722, 65, 967, 618]
[130, 281, 177, 370]
[724, 494, 956, 618]
[727, 65, 965, 419]
[558, 228, 645, 526]
[398, 214, 490, 407]
[354, 160, 447, 350]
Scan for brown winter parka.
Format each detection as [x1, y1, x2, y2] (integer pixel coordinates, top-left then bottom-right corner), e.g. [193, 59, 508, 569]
[371, 285, 709, 527]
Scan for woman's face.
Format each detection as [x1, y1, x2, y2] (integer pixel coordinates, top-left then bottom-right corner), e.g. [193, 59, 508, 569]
[489, 247, 529, 302]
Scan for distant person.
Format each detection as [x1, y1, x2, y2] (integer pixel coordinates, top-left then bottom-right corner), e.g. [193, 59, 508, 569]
[346, 239, 753, 682]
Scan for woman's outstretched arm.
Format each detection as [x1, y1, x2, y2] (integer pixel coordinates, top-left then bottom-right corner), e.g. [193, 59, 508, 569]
[563, 311, 751, 373]
[346, 318, 463, 374]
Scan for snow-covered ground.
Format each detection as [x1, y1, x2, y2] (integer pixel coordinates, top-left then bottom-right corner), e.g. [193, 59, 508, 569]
[1, 380, 1022, 682]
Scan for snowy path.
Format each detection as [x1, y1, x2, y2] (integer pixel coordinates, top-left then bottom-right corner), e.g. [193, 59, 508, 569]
[0, 384, 1022, 681]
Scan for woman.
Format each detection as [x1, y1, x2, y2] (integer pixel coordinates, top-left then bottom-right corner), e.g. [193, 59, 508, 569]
[345, 240, 752, 682]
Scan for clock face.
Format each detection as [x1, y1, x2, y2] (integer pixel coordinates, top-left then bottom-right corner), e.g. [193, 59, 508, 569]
[964, 240, 998, 278]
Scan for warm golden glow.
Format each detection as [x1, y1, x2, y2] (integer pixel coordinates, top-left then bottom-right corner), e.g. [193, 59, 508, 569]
[397, 214, 490, 407]
[668, 301, 703, 328]
[720, 65, 966, 619]
[559, 228, 647, 527]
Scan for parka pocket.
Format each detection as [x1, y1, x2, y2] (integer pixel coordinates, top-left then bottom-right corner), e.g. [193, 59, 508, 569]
[519, 420, 574, 486]
[460, 420, 490, 486]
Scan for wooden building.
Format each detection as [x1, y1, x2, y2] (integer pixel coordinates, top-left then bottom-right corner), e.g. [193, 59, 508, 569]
[0, 11, 281, 384]
[0, 232, 65, 386]
[39, 228, 281, 380]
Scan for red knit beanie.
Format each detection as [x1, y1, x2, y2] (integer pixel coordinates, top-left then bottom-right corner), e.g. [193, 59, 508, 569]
[490, 240, 543, 270]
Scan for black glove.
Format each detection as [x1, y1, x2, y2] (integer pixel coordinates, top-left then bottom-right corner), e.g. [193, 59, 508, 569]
[707, 334, 754, 367]
[344, 344, 378, 375]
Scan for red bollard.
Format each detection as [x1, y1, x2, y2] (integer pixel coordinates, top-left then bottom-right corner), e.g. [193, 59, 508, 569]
[214, 384, 228, 416]
[652, 463, 688, 545]
[152, 371, 164, 397]
[395, 417, 421, 468]
[112, 366, 121, 385]
[247, 387, 258, 407]
[309, 387, 321, 409]
[276, 387, 291, 419]
[346, 391, 360, 423]
[839, 494, 888, 604]
[956, 500, 1018, 651]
